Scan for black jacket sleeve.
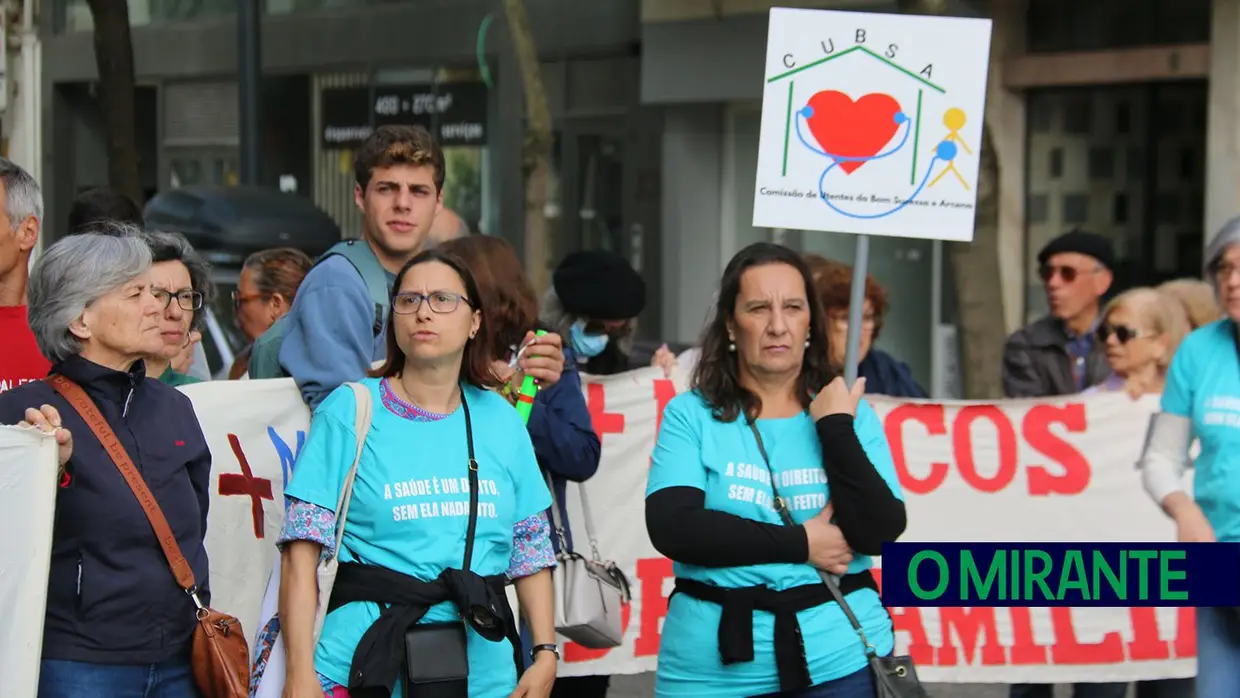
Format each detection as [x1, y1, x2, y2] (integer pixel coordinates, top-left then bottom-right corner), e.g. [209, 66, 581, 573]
[818, 413, 907, 556]
[645, 486, 808, 568]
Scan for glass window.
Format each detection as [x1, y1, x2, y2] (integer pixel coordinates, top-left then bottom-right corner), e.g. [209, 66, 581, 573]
[1026, 0, 1209, 53]
[62, 0, 234, 31]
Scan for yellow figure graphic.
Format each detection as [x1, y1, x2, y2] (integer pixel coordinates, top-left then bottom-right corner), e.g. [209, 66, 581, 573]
[929, 108, 972, 191]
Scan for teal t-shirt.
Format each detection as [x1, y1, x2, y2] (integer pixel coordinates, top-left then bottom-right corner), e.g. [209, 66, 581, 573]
[646, 391, 903, 697]
[1161, 319, 1240, 542]
[284, 378, 552, 697]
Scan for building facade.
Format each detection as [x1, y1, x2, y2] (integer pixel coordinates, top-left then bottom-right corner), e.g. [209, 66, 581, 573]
[38, 0, 1236, 396]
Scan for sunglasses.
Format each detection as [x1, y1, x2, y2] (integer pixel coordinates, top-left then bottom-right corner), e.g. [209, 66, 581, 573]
[1095, 323, 1144, 344]
[1039, 264, 1094, 283]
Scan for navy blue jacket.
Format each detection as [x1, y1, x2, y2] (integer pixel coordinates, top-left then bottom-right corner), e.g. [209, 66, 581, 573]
[859, 348, 927, 399]
[0, 355, 212, 664]
[526, 346, 601, 555]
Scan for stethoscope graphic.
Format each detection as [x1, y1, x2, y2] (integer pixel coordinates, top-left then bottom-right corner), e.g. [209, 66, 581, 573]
[793, 105, 958, 220]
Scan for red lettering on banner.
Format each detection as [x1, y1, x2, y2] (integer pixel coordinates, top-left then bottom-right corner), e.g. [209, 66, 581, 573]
[634, 557, 674, 657]
[1008, 608, 1049, 664]
[937, 608, 1006, 666]
[953, 406, 1018, 492]
[587, 383, 625, 440]
[1128, 608, 1171, 660]
[650, 380, 678, 467]
[1173, 607, 1196, 658]
[1049, 608, 1124, 664]
[874, 568, 934, 664]
[884, 404, 949, 494]
[883, 403, 1090, 495]
[219, 434, 274, 538]
[1022, 404, 1090, 495]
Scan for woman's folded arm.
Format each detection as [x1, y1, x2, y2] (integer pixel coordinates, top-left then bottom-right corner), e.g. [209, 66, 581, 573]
[645, 486, 808, 567]
[816, 414, 906, 556]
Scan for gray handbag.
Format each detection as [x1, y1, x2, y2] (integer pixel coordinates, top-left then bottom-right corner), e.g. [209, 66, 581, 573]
[545, 473, 631, 649]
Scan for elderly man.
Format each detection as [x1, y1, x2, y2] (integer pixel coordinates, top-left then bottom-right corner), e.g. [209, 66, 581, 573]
[0, 157, 49, 394]
[1002, 230, 1115, 399]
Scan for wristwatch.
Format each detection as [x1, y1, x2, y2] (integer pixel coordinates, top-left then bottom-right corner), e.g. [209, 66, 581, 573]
[530, 643, 560, 661]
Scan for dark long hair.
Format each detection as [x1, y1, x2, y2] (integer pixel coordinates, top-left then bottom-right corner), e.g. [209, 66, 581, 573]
[370, 248, 500, 389]
[692, 242, 836, 423]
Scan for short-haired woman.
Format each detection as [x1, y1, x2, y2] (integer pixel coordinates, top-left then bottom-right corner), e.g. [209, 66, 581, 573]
[0, 228, 213, 698]
[277, 248, 557, 698]
[1084, 287, 1189, 398]
[645, 242, 907, 697]
[230, 247, 313, 379]
[803, 253, 925, 398]
[142, 231, 215, 386]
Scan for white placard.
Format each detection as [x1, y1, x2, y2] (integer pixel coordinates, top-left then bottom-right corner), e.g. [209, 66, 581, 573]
[753, 8, 993, 242]
[0, 425, 58, 698]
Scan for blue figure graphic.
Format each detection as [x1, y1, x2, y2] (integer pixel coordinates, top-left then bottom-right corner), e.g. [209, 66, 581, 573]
[794, 101, 958, 219]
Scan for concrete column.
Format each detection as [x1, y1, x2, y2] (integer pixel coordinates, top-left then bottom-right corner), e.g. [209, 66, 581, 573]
[1205, 0, 1240, 252]
[985, 0, 1028, 335]
[661, 104, 725, 343]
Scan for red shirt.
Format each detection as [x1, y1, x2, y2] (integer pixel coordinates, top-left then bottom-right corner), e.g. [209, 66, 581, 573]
[0, 305, 51, 394]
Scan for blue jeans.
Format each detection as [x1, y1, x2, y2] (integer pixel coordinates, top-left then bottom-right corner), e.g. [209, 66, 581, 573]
[38, 658, 201, 698]
[1197, 606, 1240, 697]
[756, 667, 874, 698]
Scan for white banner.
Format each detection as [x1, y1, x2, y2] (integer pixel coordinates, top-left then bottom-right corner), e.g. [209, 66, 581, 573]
[0, 424, 59, 697]
[177, 372, 1194, 683]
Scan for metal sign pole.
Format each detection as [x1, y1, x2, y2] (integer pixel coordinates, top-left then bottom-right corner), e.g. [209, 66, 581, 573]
[841, 234, 870, 385]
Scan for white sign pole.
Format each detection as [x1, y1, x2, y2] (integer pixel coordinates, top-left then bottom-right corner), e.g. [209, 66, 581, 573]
[842, 235, 870, 384]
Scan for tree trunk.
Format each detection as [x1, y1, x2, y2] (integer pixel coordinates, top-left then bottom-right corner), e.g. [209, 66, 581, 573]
[502, 0, 555, 294]
[84, 0, 143, 206]
[897, 0, 1006, 398]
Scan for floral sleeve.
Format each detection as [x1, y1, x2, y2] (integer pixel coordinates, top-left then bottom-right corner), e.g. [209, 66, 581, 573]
[506, 511, 556, 580]
[276, 496, 336, 563]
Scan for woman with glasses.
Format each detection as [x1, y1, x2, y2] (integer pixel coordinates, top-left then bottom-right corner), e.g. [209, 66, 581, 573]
[1141, 217, 1240, 697]
[229, 247, 313, 379]
[142, 231, 215, 386]
[0, 228, 215, 697]
[1082, 288, 1189, 399]
[277, 248, 557, 698]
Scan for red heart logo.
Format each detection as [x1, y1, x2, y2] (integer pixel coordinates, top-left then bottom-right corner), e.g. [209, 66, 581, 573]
[803, 91, 902, 175]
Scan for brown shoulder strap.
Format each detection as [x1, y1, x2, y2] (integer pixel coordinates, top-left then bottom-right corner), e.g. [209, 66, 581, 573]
[47, 374, 197, 592]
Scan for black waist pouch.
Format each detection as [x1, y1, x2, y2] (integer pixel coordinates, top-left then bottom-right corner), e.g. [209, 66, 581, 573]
[404, 622, 469, 698]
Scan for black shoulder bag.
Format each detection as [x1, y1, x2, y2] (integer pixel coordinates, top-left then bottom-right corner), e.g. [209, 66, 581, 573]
[747, 419, 928, 698]
[403, 391, 481, 698]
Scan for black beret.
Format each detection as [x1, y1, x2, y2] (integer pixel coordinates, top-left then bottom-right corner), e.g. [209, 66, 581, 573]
[1036, 229, 1115, 271]
[552, 250, 647, 320]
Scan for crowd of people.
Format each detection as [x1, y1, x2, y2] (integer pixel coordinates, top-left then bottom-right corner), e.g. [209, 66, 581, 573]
[1, 119, 1239, 698]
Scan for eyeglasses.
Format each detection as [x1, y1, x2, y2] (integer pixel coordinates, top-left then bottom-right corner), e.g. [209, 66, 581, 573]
[1212, 261, 1240, 283]
[231, 289, 264, 308]
[1039, 264, 1097, 283]
[828, 312, 876, 328]
[153, 288, 203, 312]
[392, 291, 472, 315]
[1096, 322, 1145, 344]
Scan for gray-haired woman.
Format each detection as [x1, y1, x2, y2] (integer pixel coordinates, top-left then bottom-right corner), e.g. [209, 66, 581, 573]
[0, 228, 213, 698]
[1140, 217, 1240, 696]
[143, 230, 215, 387]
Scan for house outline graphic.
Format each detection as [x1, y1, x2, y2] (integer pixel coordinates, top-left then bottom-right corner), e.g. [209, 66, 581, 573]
[768, 44, 947, 183]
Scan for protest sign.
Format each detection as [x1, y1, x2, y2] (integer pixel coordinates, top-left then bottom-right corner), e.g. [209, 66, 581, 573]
[0, 424, 59, 697]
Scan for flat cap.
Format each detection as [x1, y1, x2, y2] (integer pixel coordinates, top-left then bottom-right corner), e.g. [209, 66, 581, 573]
[1036, 230, 1115, 271]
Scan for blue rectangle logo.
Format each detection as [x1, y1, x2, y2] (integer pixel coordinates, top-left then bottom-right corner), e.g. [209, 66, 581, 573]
[881, 543, 1240, 607]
